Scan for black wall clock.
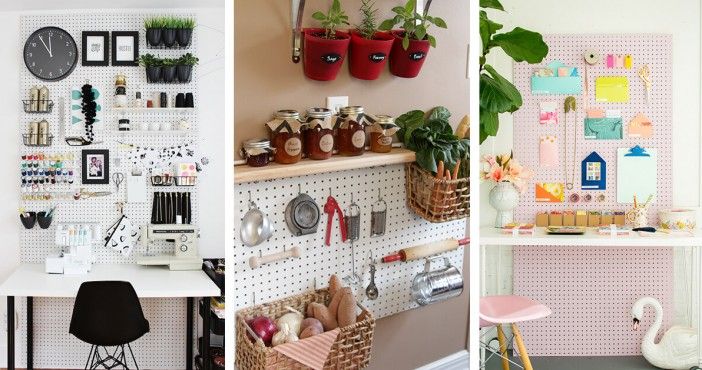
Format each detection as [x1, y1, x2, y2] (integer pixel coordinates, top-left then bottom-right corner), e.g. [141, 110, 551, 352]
[24, 27, 78, 81]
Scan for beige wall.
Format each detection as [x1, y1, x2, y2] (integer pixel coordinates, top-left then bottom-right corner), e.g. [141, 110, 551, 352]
[234, 0, 469, 367]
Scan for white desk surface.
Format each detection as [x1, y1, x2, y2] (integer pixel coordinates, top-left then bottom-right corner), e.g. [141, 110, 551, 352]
[480, 226, 702, 247]
[0, 263, 220, 298]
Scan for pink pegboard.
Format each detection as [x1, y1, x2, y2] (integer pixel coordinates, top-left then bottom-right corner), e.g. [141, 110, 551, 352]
[512, 34, 672, 222]
[511, 35, 675, 356]
[513, 246, 674, 356]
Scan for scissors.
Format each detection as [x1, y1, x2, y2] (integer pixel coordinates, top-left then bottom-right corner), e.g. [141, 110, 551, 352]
[112, 172, 125, 192]
[638, 64, 652, 104]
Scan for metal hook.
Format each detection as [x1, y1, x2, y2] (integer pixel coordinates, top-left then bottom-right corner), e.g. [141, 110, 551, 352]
[298, 184, 301, 195]
[291, 0, 305, 63]
[252, 292, 256, 305]
[329, 188, 332, 197]
[377, 189, 382, 201]
[259, 250, 262, 258]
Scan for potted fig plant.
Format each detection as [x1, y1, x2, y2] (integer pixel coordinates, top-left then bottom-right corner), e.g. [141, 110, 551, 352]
[379, 0, 447, 78]
[348, 0, 394, 80]
[162, 17, 178, 48]
[304, 0, 351, 81]
[177, 53, 198, 82]
[139, 53, 162, 83]
[161, 57, 178, 83]
[144, 17, 163, 47]
[177, 18, 195, 47]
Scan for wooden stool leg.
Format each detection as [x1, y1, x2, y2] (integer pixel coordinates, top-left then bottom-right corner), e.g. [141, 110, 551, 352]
[511, 323, 533, 370]
[496, 324, 510, 370]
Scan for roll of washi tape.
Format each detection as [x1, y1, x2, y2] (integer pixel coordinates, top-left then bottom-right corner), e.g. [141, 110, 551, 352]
[584, 50, 601, 65]
[606, 54, 614, 68]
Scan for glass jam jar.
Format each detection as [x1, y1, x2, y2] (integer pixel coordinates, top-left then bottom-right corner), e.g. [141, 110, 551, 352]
[266, 110, 303, 164]
[335, 106, 369, 156]
[240, 138, 274, 167]
[303, 108, 334, 160]
[368, 115, 400, 153]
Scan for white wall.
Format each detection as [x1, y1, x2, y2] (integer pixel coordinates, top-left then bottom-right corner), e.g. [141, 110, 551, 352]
[0, 6, 224, 366]
[479, 0, 701, 328]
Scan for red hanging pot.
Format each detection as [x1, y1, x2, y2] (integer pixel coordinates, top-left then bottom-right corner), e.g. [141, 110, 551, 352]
[389, 30, 431, 78]
[348, 31, 394, 80]
[303, 28, 350, 81]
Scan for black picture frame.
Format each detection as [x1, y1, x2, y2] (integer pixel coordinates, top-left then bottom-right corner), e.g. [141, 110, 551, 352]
[111, 31, 139, 66]
[81, 149, 110, 184]
[81, 31, 109, 66]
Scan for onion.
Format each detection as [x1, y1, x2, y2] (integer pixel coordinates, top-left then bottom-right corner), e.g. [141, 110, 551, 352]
[247, 315, 278, 346]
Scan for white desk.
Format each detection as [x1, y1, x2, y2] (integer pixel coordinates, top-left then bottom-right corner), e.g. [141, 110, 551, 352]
[0, 263, 220, 370]
[480, 226, 702, 368]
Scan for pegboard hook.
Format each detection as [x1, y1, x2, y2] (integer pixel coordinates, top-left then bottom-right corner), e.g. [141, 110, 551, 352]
[291, 0, 305, 63]
[298, 184, 301, 195]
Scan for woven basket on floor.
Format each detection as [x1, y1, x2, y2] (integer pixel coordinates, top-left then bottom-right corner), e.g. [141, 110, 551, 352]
[405, 162, 470, 223]
[235, 288, 375, 370]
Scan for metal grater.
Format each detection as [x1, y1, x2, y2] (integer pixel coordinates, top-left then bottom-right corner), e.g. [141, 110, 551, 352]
[345, 195, 361, 241]
[370, 190, 387, 237]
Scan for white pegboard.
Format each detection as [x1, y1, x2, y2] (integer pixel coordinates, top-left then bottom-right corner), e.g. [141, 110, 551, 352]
[18, 12, 201, 369]
[233, 164, 466, 319]
[512, 34, 673, 222]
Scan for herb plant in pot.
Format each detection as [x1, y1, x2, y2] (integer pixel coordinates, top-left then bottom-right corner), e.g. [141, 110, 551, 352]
[304, 0, 350, 81]
[348, 0, 394, 80]
[379, 0, 446, 78]
[177, 53, 198, 83]
[161, 57, 178, 83]
[145, 17, 163, 47]
[481, 153, 531, 228]
[162, 17, 178, 48]
[177, 18, 195, 47]
[139, 54, 162, 83]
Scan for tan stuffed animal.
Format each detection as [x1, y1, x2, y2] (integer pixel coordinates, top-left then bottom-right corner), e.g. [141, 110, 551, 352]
[306, 275, 357, 331]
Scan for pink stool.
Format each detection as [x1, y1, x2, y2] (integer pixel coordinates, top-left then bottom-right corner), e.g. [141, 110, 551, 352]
[480, 295, 552, 370]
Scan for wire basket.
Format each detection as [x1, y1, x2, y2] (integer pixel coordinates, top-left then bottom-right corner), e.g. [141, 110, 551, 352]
[174, 176, 197, 186]
[22, 134, 53, 147]
[22, 100, 54, 113]
[235, 288, 375, 370]
[150, 175, 174, 186]
[405, 162, 470, 223]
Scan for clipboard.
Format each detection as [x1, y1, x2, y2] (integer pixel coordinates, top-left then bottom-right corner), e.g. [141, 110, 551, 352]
[616, 146, 657, 203]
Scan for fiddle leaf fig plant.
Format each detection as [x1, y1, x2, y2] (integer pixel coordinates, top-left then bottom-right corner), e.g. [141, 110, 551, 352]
[379, 0, 447, 49]
[479, 0, 548, 143]
[312, 0, 350, 39]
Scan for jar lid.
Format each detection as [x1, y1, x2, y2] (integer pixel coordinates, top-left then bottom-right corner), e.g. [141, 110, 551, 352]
[275, 109, 300, 120]
[243, 138, 271, 149]
[339, 106, 364, 115]
[375, 115, 395, 124]
[306, 108, 332, 119]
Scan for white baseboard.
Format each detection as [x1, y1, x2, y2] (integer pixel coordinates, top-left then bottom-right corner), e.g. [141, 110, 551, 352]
[415, 350, 470, 370]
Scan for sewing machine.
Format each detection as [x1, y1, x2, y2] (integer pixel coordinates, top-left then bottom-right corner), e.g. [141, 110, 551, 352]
[136, 224, 202, 270]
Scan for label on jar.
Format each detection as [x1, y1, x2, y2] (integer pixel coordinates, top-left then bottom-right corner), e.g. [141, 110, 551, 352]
[319, 134, 334, 153]
[351, 130, 366, 149]
[377, 135, 392, 146]
[284, 137, 302, 156]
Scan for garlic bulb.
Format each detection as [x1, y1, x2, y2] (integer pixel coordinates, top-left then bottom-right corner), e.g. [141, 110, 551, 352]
[277, 307, 304, 335]
[271, 323, 299, 347]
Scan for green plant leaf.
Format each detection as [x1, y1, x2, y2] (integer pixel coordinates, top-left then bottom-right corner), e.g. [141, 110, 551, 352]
[480, 64, 522, 113]
[415, 149, 437, 173]
[479, 110, 499, 144]
[312, 11, 326, 21]
[491, 27, 548, 63]
[428, 106, 451, 122]
[479, 11, 503, 54]
[432, 17, 447, 28]
[415, 24, 427, 40]
[427, 35, 436, 47]
[392, 6, 406, 14]
[379, 19, 395, 30]
[396, 110, 425, 146]
[480, 0, 505, 11]
[402, 36, 410, 50]
[404, 0, 415, 13]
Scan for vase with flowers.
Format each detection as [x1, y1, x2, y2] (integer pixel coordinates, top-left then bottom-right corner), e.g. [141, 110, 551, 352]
[482, 152, 530, 227]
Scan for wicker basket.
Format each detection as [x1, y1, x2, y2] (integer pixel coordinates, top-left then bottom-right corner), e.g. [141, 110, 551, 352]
[235, 289, 375, 370]
[405, 162, 470, 223]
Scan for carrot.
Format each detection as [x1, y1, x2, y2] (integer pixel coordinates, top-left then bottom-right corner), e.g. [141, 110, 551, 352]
[436, 160, 444, 179]
[452, 160, 461, 180]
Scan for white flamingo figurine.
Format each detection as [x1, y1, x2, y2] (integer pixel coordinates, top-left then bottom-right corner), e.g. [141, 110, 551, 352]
[631, 297, 697, 370]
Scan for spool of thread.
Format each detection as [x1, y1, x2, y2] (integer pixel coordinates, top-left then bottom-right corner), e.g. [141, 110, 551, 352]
[38, 86, 49, 112]
[583, 50, 601, 65]
[38, 120, 49, 145]
[29, 86, 39, 112]
[28, 121, 39, 145]
[160, 92, 168, 108]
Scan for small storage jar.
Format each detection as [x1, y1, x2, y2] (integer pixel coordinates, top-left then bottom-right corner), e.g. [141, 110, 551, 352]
[334, 106, 373, 156]
[240, 138, 275, 168]
[266, 110, 303, 164]
[303, 108, 334, 160]
[367, 115, 399, 153]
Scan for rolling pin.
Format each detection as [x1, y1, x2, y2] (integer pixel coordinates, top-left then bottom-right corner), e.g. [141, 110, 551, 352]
[249, 246, 303, 269]
[382, 238, 469, 263]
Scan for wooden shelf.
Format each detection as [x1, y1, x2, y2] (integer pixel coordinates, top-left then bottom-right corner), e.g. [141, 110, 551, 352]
[110, 107, 195, 113]
[234, 148, 416, 184]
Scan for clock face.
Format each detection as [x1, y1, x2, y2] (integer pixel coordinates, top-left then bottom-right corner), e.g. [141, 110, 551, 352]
[24, 27, 78, 81]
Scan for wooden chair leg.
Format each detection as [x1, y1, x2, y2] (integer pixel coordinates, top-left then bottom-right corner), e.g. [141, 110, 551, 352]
[496, 324, 510, 370]
[511, 323, 533, 370]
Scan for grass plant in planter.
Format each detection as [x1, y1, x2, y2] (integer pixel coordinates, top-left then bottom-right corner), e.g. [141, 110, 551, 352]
[176, 18, 195, 47]
[145, 17, 163, 47]
[162, 17, 178, 48]
[139, 53, 162, 83]
[379, 0, 447, 78]
[348, 0, 394, 80]
[177, 53, 198, 83]
[303, 0, 350, 81]
[161, 57, 178, 83]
